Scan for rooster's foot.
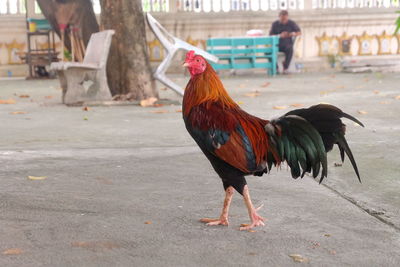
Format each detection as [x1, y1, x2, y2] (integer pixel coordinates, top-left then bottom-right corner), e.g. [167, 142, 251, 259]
[239, 211, 266, 231]
[200, 217, 229, 226]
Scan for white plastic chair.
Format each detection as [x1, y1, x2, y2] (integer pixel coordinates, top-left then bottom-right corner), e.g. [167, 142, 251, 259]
[146, 13, 218, 96]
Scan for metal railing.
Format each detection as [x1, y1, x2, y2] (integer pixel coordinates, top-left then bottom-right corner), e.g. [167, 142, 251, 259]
[0, 0, 399, 16]
[312, 0, 400, 8]
[0, 0, 26, 14]
[175, 0, 305, 12]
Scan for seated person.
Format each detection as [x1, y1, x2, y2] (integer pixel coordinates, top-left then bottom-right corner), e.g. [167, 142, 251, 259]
[269, 10, 301, 74]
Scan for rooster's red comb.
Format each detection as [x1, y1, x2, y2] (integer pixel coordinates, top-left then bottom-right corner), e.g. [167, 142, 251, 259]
[185, 50, 196, 61]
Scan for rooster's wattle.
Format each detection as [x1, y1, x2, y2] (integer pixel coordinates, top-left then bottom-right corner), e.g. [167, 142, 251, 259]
[182, 50, 363, 230]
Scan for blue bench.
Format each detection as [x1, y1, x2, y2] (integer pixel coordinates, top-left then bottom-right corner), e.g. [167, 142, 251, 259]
[206, 36, 279, 76]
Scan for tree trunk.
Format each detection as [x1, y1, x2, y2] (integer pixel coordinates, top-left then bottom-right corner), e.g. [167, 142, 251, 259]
[36, 0, 99, 51]
[99, 0, 157, 99]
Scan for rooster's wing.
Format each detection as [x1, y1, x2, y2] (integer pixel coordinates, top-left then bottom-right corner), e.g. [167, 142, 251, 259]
[185, 103, 259, 174]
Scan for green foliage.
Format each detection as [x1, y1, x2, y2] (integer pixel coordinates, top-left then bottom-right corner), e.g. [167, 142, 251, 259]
[64, 50, 72, 61]
[396, 10, 400, 34]
[326, 53, 342, 68]
[142, 0, 167, 12]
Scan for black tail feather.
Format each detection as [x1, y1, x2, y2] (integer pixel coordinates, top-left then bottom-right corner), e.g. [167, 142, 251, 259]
[266, 115, 328, 183]
[342, 112, 365, 128]
[335, 133, 362, 182]
[274, 103, 363, 183]
[339, 145, 345, 162]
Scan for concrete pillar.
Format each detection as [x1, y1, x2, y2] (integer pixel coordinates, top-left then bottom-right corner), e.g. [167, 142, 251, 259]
[26, 0, 35, 17]
[304, 0, 314, 10]
[169, 0, 177, 12]
[26, 0, 43, 18]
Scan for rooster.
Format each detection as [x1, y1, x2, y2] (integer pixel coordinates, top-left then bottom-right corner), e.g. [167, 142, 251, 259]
[182, 50, 363, 230]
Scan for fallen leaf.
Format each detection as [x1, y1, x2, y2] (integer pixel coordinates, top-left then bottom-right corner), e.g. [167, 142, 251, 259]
[248, 230, 256, 233]
[96, 177, 113, 185]
[248, 252, 257, 256]
[334, 163, 342, 167]
[329, 250, 337, 255]
[3, 248, 23, 255]
[44, 95, 53, 99]
[358, 110, 368, 115]
[324, 233, 331, 237]
[240, 223, 249, 227]
[140, 97, 158, 107]
[237, 101, 244, 105]
[82, 106, 91, 111]
[290, 103, 304, 107]
[175, 109, 182, 113]
[243, 91, 261, 97]
[239, 83, 247, 88]
[83, 116, 88, 121]
[373, 90, 380, 94]
[150, 110, 168, 114]
[289, 254, 309, 263]
[19, 94, 30, 98]
[273, 106, 287, 110]
[28, 176, 47, 180]
[144, 221, 152, 224]
[395, 95, 400, 100]
[260, 82, 271, 88]
[160, 87, 167, 91]
[153, 103, 164, 107]
[10, 111, 27, 115]
[0, 99, 16, 104]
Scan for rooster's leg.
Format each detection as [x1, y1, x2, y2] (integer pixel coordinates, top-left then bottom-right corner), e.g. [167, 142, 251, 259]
[240, 185, 266, 231]
[200, 186, 234, 226]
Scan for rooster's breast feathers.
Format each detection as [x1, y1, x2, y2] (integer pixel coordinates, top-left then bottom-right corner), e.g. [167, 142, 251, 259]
[184, 101, 271, 174]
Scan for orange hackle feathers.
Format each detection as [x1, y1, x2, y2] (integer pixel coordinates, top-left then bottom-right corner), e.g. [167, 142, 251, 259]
[183, 62, 237, 117]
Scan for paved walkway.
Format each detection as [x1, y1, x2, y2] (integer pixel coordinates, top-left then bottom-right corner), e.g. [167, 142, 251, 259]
[0, 72, 399, 266]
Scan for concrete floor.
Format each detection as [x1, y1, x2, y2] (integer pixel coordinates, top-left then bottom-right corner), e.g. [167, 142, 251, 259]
[0, 72, 399, 266]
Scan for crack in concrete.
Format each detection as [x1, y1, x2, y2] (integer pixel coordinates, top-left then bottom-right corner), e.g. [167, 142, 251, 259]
[322, 183, 400, 232]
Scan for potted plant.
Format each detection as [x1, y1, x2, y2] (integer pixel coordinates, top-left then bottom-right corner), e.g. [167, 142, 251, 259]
[327, 53, 341, 68]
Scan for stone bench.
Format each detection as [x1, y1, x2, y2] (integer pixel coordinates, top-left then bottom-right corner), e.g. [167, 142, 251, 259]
[51, 30, 115, 105]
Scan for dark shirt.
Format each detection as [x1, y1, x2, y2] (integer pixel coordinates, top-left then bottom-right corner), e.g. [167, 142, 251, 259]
[269, 19, 301, 47]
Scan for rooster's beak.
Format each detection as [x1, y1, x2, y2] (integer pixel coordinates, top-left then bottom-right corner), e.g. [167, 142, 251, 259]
[182, 62, 189, 67]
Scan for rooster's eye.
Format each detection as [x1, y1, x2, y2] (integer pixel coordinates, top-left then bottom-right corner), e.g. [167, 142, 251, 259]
[196, 59, 200, 62]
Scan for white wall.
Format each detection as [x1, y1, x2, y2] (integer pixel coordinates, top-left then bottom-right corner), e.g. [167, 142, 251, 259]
[148, 8, 398, 58]
[0, 7, 399, 76]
